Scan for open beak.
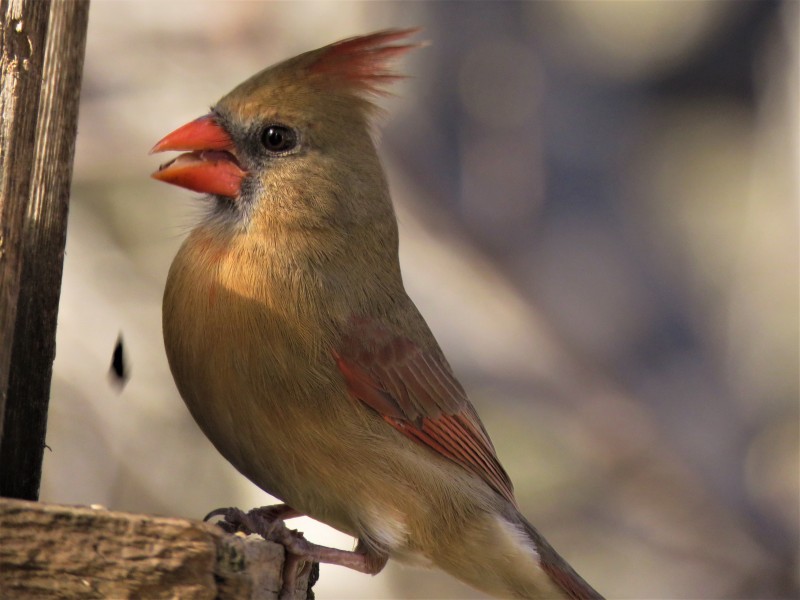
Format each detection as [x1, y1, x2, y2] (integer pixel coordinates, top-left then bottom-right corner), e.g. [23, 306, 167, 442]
[150, 114, 246, 198]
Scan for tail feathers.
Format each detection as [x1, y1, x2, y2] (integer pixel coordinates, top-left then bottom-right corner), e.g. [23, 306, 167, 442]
[521, 517, 604, 600]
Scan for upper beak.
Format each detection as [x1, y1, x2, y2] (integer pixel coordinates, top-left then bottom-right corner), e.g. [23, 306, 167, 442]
[150, 114, 246, 198]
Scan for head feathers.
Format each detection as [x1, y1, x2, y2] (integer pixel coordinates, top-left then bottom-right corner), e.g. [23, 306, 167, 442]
[216, 29, 422, 126]
[307, 28, 422, 95]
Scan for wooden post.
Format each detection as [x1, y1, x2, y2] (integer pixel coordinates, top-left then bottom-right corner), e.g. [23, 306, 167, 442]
[0, 0, 89, 499]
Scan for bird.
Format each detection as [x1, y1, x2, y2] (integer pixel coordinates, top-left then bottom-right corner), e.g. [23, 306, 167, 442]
[151, 29, 602, 600]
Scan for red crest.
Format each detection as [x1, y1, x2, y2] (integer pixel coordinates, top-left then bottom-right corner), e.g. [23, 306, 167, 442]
[308, 28, 422, 95]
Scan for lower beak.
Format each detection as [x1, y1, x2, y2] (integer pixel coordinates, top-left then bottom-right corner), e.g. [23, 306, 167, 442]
[150, 114, 246, 198]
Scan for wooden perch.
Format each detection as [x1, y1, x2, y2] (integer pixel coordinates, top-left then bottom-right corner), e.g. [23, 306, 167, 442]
[0, 497, 317, 599]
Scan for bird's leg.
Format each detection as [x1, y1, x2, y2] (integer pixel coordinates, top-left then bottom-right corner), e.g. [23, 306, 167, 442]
[276, 533, 387, 600]
[276, 530, 387, 575]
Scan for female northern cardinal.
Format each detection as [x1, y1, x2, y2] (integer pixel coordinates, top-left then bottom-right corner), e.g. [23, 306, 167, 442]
[151, 29, 602, 600]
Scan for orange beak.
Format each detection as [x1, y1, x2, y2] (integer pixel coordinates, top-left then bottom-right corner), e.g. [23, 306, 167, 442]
[150, 114, 246, 198]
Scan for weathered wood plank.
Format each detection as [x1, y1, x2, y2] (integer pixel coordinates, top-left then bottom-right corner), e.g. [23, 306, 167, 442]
[0, 497, 315, 599]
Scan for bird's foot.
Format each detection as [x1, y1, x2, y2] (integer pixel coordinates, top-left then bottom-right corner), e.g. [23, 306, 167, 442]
[204, 502, 301, 535]
[205, 504, 386, 600]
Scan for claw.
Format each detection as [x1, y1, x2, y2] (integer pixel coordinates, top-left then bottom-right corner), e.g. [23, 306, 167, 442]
[204, 506, 258, 535]
[204, 506, 234, 522]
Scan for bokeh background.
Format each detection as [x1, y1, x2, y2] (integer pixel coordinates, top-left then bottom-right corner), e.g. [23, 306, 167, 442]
[40, 1, 798, 598]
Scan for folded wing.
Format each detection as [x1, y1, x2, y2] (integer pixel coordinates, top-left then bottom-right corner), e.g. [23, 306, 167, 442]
[334, 317, 515, 505]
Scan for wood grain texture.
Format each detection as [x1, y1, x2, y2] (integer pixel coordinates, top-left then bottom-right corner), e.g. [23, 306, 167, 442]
[0, 0, 89, 500]
[0, 0, 51, 443]
[0, 497, 315, 599]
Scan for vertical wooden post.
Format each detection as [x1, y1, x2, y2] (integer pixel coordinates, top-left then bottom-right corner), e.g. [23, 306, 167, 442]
[0, 0, 90, 499]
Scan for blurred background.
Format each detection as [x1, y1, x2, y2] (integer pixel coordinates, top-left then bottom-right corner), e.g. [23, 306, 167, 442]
[40, 1, 798, 598]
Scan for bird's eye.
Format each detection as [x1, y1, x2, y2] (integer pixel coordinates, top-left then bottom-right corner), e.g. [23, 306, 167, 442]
[261, 125, 297, 153]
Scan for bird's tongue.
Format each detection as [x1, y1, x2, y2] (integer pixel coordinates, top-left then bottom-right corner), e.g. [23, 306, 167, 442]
[150, 114, 246, 198]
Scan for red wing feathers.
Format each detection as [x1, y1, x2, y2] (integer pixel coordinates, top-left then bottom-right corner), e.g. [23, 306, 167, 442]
[334, 317, 516, 505]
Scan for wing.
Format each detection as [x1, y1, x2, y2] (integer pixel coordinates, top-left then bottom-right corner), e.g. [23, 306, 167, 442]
[333, 316, 515, 505]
